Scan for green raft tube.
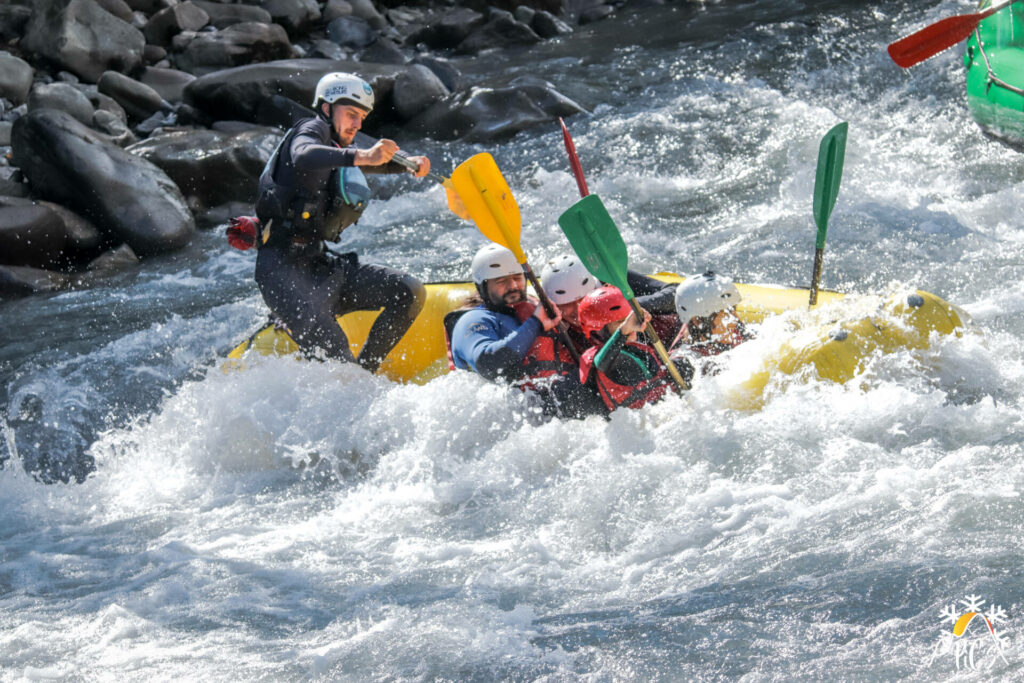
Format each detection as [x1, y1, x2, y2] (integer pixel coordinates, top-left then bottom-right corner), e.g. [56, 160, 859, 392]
[965, 1, 1024, 146]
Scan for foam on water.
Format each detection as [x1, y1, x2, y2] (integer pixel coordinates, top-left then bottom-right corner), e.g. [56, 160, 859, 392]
[3, 0, 1024, 678]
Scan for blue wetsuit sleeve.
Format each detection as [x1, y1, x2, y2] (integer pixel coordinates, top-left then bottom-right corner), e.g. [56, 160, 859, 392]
[452, 311, 543, 382]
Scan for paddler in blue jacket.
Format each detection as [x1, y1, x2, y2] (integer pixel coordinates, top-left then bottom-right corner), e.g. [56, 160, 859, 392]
[448, 244, 606, 419]
[253, 72, 429, 372]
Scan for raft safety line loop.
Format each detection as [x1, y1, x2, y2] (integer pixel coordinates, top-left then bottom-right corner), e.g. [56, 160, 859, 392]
[974, 28, 1024, 103]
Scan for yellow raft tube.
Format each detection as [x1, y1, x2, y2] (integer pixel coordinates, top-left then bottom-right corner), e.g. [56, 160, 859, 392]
[227, 275, 967, 400]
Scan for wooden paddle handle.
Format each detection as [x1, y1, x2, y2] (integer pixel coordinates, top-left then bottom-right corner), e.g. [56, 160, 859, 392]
[809, 247, 824, 307]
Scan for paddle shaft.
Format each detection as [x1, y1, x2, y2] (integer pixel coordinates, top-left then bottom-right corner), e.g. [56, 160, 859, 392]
[560, 120, 688, 391]
[809, 247, 824, 306]
[627, 299, 691, 392]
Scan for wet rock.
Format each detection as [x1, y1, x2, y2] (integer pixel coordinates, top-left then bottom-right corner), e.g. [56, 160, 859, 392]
[392, 64, 448, 122]
[12, 109, 195, 256]
[144, 44, 169, 64]
[0, 4, 32, 43]
[257, 0, 320, 36]
[128, 126, 280, 207]
[406, 80, 585, 142]
[94, 0, 133, 23]
[531, 10, 572, 38]
[194, 200, 253, 228]
[307, 39, 350, 61]
[98, 71, 169, 121]
[407, 8, 485, 51]
[411, 56, 462, 93]
[175, 22, 294, 75]
[514, 6, 536, 25]
[322, 0, 352, 22]
[88, 91, 128, 124]
[86, 243, 139, 274]
[123, 0, 172, 14]
[579, 5, 614, 24]
[21, 0, 145, 83]
[192, 1, 273, 29]
[0, 122, 11, 146]
[0, 53, 34, 106]
[138, 66, 196, 104]
[326, 15, 378, 49]
[0, 166, 29, 197]
[92, 108, 138, 145]
[457, 9, 541, 55]
[144, 1, 210, 47]
[0, 197, 103, 268]
[359, 38, 406, 65]
[184, 58, 403, 124]
[27, 82, 95, 126]
[0, 264, 69, 298]
[347, 0, 387, 31]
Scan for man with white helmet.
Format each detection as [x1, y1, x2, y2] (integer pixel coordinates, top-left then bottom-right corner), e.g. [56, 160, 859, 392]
[671, 271, 752, 359]
[447, 244, 606, 419]
[252, 72, 430, 371]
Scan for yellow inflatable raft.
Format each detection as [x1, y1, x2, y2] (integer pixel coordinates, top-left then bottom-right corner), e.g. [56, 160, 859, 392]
[227, 275, 967, 397]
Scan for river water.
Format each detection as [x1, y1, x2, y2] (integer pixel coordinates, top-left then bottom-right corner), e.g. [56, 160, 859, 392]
[3, 0, 1024, 679]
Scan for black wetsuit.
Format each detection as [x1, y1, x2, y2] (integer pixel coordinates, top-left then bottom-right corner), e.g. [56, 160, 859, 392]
[254, 116, 426, 372]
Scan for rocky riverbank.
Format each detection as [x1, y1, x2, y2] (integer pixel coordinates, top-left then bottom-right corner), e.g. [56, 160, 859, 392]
[0, 0, 650, 298]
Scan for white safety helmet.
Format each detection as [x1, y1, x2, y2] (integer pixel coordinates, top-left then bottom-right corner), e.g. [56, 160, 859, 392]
[312, 72, 374, 112]
[471, 244, 521, 285]
[674, 271, 742, 321]
[540, 255, 598, 305]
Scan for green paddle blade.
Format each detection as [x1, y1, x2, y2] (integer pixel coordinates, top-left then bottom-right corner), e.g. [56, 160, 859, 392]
[557, 194, 634, 299]
[812, 121, 848, 250]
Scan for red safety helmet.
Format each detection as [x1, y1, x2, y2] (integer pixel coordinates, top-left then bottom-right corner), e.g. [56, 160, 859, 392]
[578, 285, 630, 340]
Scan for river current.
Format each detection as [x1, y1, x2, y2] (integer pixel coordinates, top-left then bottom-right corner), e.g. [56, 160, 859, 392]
[3, 0, 1024, 679]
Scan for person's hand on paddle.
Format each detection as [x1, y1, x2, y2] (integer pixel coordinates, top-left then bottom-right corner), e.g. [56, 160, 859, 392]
[405, 155, 430, 178]
[532, 302, 562, 331]
[619, 307, 651, 339]
[356, 139, 399, 166]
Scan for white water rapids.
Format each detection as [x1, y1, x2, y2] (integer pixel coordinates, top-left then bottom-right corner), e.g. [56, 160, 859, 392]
[3, 0, 1024, 679]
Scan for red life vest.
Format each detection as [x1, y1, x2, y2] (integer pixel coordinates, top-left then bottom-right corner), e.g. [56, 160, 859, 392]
[579, 342, 671, 411]
[442, 301, 577, 384]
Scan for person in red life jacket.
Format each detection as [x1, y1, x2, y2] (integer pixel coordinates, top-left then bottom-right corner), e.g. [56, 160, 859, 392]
[578, 286, 694, 412]
[541, 254, 683, 344]
[251, 72, 429, 372]
[447, 244, 606, 419]
[670, 271, 752, 362]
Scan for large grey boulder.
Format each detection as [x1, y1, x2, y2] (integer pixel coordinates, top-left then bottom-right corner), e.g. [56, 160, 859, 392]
[184, 58, 404, 123]
[392, 64, 448, 122]
[0, 196, 104, 269]
[0, 264, 69, 298]
[128, 127, 280, 208]
[347, 0, 386, 30]
[407, 8, 485, 51]
[98, 71, 169, 121]
[457, 9, 541, 54]
[257, 0, 320, 35]
[0, 52, 33, 106]
[11, 109, 195, 256]
[175, 22, 294, 75]
[406, 79, 585, 142]
[326, 15, 378, 49]
[138, 66, 196, 104]
[192, 0, 273, 29]
[144, 1, 210, 47]
[21, 0, 146, 83]
[27, 82, 95, 125]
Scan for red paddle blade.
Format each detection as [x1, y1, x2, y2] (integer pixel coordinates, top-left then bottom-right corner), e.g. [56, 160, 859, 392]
[888, 6, 999, 68]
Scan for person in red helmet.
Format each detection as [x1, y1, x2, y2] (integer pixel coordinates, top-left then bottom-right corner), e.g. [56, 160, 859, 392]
[578, 286, 694, 412]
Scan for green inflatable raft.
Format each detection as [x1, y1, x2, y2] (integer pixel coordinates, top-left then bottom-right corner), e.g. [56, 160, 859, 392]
[965, 1, 1024, 145]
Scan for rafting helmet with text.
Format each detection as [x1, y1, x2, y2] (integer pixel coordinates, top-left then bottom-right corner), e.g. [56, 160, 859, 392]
[579, 285, 631, 340]
[540, 255, 599, 305]
[313, 72, 374, 112]
[674, 271, 742, 321]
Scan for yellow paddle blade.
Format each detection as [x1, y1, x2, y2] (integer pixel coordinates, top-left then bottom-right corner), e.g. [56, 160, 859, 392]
[450, 153, 526, 263]
[441, 177, 471, 221]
